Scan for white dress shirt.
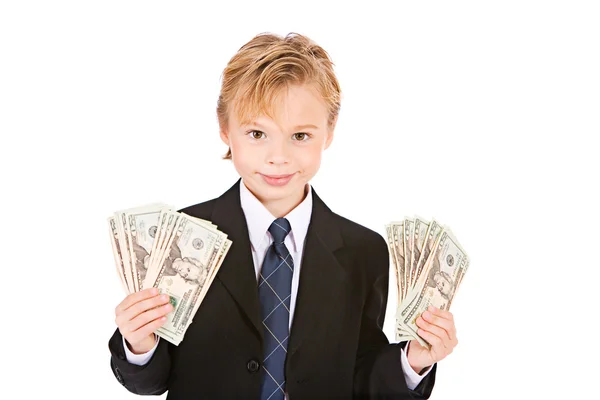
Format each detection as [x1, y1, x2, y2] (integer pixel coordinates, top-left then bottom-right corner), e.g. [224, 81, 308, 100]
[123, 179, 432, 392]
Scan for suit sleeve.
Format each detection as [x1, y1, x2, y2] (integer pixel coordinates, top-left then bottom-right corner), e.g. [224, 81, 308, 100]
[352, 235, 437, 400]
[108, 328, 172, 395]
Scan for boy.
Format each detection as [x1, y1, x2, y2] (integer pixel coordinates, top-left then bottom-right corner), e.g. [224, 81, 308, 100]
[109, 32, 458, 399]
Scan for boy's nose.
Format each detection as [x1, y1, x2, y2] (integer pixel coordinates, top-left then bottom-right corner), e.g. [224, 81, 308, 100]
[266, 143, 290, 164]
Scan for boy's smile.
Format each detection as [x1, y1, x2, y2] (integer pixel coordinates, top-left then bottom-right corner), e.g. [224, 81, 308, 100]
[259, 172, 296, 187]
[221, 84, 336, 218]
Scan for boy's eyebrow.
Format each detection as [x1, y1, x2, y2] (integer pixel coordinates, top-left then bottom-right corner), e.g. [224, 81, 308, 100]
[248, 121, 319, 131]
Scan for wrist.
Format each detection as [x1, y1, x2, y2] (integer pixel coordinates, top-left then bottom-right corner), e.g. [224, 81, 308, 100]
[406, 341, 431, 374]
[127, 334, 156, 355]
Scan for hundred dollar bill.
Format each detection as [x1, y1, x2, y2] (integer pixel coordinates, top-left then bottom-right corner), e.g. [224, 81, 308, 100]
[399, 230, 469, 348]
[151, 214, 230, 345]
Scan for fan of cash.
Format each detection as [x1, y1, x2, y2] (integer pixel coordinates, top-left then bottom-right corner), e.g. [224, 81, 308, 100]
[385, 217, 469, 349]
[108, 203, 232, 345]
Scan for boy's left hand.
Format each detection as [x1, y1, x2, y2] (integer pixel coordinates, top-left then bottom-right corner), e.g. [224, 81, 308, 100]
[407, 305, 458, 373]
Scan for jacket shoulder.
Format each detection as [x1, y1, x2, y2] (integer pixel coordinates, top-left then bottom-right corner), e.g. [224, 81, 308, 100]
[330, 212, 389, 258]
[177, 198, 218, 220]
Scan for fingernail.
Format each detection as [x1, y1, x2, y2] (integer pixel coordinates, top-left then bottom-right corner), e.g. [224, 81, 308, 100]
[151, 288, 158, 295]
[423, 311, 431, 319]
[161, 294, 169, 301]
[428, 305, 435, 312]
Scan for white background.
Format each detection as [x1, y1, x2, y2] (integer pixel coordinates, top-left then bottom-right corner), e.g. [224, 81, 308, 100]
[1, 1, 598, 399]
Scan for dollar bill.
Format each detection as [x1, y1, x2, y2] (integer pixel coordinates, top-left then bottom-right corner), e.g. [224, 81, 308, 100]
[150, 214, 231, 345]
[148, 210, 170, 275]
[385, 217, 469, 345]
[411, 217, 430, 288]
[108, 216, 130, 294]
[399, 229, 469, 348]
[403, 218, 414, 289]
[146, 211, 182, 285]
[413, 219, 443, 293]
[115, 210, 136, 292]
[112, 203, 171, 293]
[385, 224, 401, 302]
[392, 222, 406, 300]
[126, 205, 170, 291]
[385, 221, 416, 341]
[109, 204, 232, 345]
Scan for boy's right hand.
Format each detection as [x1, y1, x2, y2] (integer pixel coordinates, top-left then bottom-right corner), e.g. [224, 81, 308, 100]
[115, 287, 173, 354]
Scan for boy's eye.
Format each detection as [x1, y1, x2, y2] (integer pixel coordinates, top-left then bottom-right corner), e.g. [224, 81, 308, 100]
[293, 132, 309, 141]
[249, 130, 265, 139]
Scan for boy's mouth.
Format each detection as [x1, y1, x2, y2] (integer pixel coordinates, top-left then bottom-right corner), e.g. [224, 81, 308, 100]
[259, 173, 296, 187]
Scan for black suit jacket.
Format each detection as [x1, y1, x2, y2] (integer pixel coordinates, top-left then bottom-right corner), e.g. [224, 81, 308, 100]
[108, 180, 437, 399]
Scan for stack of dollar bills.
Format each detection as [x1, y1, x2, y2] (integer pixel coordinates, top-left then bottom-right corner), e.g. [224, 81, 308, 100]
[108, 203, 232, 345]
[385, 218, 469, 348]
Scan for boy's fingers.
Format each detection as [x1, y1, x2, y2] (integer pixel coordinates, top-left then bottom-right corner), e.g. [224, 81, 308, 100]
[127, 303, 173, 333]
[116, 288, 159, 315]
[422, 310, 456, 341]
[119, 295, 171, 326]
[417, 328, 445, 351]
[128, 318, 166, 345]
[429, 306, 454, 322]
[416, 317, 451, 346]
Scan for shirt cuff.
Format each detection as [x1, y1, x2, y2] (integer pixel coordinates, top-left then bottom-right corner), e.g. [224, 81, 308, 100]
[122, 334, 159, 366]
[400, 343, 434, 390]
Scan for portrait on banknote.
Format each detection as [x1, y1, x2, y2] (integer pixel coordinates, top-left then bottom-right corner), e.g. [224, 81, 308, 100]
[426, 267, 455, 302]
[169, 257, 208, 286]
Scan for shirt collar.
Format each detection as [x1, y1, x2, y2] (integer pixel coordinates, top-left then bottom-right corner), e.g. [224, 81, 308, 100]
[239, 179, 313, 253]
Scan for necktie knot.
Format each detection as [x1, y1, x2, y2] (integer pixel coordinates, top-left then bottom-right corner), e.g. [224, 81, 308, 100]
[268, 218, 291, 245]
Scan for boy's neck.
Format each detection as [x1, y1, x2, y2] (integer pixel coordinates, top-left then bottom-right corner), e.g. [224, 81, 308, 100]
[266, 189, 307, 218]
[245, 181, 309, 219]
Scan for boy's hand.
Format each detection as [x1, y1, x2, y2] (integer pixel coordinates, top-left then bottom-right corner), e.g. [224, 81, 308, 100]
[407, 305, 458, 373]
[115, 287, 173, 354]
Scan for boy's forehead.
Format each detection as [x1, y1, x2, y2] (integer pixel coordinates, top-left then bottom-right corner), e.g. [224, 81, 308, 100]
[247, 120, 319, 131]
[233, 106, 326, 131]
[231, 84, 328, 129]
[237, 115, 322, 133]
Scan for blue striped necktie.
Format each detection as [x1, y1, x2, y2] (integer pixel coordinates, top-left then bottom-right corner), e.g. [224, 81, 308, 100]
[258, 218, 293, 400]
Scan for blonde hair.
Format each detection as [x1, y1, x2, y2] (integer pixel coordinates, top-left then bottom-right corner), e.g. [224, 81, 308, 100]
[216, 32, 342, 160]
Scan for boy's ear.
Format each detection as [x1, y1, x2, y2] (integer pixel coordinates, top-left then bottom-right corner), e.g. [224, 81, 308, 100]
[219, 128, 230, 146]
[324, 130, 335, 150]
[324, 117, 337, 150]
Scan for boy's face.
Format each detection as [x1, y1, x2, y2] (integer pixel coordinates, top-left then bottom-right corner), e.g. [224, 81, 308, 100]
[221, 84, 334, 211]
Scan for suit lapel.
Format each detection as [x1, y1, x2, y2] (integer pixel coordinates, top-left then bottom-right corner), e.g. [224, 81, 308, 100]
[211, 180, 264, 341]
[210, 181, 347, 352]
[287, 188, 346, 356]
